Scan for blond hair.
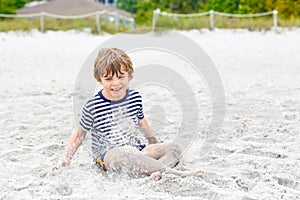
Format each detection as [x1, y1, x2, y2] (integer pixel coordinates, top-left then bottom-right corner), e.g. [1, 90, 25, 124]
[94, 48, 133, 81]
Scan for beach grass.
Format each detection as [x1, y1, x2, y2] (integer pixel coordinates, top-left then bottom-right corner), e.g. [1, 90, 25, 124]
[0, 16, 134, 34]
[0, 15, 300, 33]
[0, 17, 40, 31]
[155, 15, 300, 31]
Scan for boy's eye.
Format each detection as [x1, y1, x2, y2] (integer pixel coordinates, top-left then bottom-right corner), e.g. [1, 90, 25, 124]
[105, 77, 112, 81]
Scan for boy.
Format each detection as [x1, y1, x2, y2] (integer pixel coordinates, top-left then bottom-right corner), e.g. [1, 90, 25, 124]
[53, 48, 203, 179]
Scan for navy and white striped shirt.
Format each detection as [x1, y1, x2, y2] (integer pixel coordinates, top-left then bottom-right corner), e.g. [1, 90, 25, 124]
[79, 89, 145, 158]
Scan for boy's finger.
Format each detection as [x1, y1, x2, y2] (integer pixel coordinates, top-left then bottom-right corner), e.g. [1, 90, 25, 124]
[46, 165, 59, 177]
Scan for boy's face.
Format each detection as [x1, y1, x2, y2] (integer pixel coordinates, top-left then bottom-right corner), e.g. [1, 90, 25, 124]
[99, 68, 131, 101]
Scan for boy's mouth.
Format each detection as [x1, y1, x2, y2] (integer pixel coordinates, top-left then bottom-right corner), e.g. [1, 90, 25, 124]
[111, 87, 122, 92]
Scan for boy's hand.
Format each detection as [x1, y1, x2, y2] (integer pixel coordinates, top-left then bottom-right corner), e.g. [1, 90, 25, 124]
[139, 119, 159, 144]
[48, 155, 70, 176]
[147, 136, 159, 144]
[47, 128, 86, 176]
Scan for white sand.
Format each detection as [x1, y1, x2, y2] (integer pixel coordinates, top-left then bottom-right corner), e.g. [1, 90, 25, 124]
[0, 28, 299, 199]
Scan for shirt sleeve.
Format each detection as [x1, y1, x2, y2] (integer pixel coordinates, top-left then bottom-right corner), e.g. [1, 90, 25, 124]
[79, 104, 93, 132]
[137, 94, 145, 120]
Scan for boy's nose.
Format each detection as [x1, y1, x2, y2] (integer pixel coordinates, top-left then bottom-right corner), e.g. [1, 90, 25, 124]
[112, 77, 120, 85]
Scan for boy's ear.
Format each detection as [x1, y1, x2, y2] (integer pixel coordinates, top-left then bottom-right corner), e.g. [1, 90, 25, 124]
[129, 74, 133, 80]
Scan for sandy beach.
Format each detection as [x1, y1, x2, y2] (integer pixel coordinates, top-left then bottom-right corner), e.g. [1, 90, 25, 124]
[0, 28, 299, 199]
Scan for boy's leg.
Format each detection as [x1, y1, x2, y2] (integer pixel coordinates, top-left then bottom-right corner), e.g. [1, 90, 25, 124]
[141, 143, 181, 168]
[103, 145, 163, 175]
[103, 145, 203, 177]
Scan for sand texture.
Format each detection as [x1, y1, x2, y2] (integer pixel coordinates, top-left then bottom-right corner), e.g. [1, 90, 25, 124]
[0, 29, 299, 199]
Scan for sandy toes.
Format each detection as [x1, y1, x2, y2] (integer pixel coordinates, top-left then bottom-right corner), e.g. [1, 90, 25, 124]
[165, 168, 204, 178]
[150, 171, 162, 181]
[180, 169, 204, 178]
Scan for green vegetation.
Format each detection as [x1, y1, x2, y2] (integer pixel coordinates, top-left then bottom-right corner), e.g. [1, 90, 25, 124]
[131, 0, 300, 23]
[205, 0, 300, 18]
[0, 16, 134, 34]
[134, 0, 207, 24]
[135, 0, 300, 30]
[0, 0, 27, 14]
[154, 15, 300, 31]
[116, 0, 138, 14]
[0, 0, 300, 32]
[0, 17, 39, 30]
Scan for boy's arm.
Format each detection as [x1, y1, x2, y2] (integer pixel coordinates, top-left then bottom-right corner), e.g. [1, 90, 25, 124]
[59, 127, 87, 166]
[138, 118, 159, 144]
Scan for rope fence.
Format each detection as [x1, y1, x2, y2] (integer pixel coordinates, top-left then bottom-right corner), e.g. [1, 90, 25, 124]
[152, 8, 278, 31]
[0, 9, 279, 32]
[0, 10, 136, 33]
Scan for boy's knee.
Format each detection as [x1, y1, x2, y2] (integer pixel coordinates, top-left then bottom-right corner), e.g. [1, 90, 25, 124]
[167, 143, 182, 157]
[104, 146, 138, 167]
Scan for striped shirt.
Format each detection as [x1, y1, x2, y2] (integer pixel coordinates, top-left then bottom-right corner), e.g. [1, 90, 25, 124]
[79, 89, 145, 158]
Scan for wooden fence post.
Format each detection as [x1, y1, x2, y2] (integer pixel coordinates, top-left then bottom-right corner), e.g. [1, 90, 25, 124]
[273, 10, 278, 31]
[210, 10, 214, 30]
[40, 12, 45, 32]
[95, 11, 101, 34]
[114, 15, 119, 32]
[152, 8, 160, 32]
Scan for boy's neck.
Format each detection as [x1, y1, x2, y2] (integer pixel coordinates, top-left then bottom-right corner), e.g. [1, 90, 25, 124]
[101, 89, 129, 102]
